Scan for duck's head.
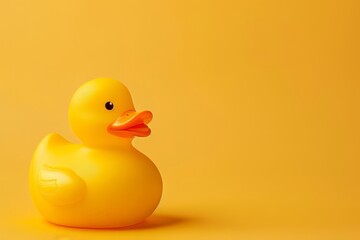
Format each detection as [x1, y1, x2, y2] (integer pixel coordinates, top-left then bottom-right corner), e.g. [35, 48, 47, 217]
[69, 78, 152, 148]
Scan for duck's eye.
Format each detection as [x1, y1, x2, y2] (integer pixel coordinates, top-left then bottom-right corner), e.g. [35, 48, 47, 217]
[105, 101, 114, 110]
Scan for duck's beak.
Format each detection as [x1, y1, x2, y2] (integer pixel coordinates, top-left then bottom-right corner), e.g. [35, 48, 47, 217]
[107, 110, 153, 138]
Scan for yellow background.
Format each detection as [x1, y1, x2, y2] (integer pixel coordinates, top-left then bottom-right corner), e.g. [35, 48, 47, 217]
[1, 0, 360, 239]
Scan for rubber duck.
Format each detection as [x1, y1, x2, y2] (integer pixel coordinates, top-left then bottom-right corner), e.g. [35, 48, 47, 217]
[29, 78, 162, 228]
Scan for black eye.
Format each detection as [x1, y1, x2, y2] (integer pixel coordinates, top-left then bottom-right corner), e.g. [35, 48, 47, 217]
[105, 101, 114, 110]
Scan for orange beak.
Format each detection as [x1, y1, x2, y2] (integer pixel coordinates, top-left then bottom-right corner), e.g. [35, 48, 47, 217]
[107, 110, 153, 138]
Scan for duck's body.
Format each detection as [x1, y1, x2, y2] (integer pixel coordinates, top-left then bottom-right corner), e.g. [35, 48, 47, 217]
[30, 78, 162, 228]
[30, 133, 161, 228]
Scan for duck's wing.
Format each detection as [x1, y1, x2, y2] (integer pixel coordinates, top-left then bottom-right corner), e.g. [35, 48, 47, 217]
[34, 133, 87, 206]
[38, 163, 87, 206]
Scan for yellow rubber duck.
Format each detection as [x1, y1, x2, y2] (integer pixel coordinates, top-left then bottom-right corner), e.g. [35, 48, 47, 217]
[29, 78, 162, 228]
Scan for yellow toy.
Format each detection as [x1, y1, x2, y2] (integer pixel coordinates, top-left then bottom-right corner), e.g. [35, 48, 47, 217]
[29, 78, 162, 228]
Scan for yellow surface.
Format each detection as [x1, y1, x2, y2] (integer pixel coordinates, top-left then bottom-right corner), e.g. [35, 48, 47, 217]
[0, 0, 360, 239]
